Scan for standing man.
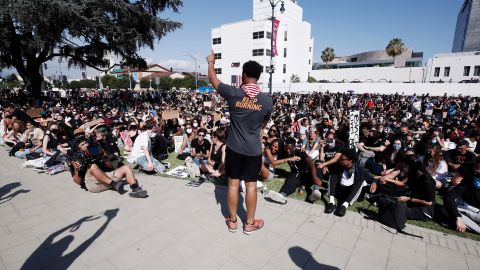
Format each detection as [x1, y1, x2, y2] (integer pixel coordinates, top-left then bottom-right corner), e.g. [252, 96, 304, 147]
[207, 50, 273, 235]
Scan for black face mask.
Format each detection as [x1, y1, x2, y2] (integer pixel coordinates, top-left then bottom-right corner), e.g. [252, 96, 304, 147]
[50, 129, 58, 134]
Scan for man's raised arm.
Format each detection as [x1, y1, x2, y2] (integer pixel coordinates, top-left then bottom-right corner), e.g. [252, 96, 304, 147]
[207, 50, 221, 90]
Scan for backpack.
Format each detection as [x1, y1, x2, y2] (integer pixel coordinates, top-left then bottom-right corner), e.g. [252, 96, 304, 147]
[376, 194, 407, 231]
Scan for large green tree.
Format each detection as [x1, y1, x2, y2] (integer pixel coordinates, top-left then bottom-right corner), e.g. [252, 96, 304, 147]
[0, 0, 183, 98]
[321, 47, 335, 69]
[386, 38, 405, 66]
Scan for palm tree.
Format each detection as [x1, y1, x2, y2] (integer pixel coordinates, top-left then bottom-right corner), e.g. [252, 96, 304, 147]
[386, 38, 405, 66]
[321, 47, 335, 69]
[290, 74, 300, 83]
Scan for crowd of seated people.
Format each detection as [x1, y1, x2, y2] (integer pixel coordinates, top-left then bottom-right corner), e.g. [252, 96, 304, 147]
[1, 87, 479, 233]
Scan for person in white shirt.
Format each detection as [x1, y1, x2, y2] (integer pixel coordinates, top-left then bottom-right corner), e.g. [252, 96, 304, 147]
[127, 120, 165, 173]
[424, 146, 449, 189]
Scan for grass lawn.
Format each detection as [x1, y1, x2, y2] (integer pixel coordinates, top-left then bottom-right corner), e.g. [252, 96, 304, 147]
[158, 154, 480, 241]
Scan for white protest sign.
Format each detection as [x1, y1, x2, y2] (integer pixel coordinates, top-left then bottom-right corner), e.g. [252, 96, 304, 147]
[349, 111, 360, 150]
[174, 135, 184, 153]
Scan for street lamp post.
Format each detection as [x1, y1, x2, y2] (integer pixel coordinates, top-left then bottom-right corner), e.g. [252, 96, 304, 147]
[268, 0, 285, 96]
[184, 52, 198, 91]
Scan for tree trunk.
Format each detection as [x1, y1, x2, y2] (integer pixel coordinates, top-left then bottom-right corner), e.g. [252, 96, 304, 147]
[25, 68, 43, 99]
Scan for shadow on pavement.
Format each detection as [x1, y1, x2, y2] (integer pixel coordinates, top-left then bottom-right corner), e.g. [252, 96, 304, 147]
[20, 208, 119, 270]
[214, 183, 247, 224]
[0, 182, 30, 204]
[289, 246, 340, 270]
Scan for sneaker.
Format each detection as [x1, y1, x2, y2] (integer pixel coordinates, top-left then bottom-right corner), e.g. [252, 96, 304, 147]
[129, 188, 148, 198]
[185, 163, 196, 178]
[308, 189, 322, 202]
[298, 185, 306, 196]
[243, 218, 264, 235]
[225, 217, 238, 233]
[113, 180, 127, 194]
[334, 205, 347, 217]
[267, 190, 287, 204]
[325, 203, 336, 214]
[162, 161, 171, 169]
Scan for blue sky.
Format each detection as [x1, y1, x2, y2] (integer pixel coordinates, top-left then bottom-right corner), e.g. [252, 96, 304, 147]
[2, 0, 463, 79]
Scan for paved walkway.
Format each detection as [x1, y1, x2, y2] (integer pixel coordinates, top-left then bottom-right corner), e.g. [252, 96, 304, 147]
[0, 151, 479, 270]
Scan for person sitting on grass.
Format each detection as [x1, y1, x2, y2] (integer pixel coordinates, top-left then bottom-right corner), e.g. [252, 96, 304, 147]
[324, 148, 378, 217]
[260, 139, 292, 182]
[266, 138, 322, 205]
[127, 120, 165, 174]
[199, 128, 226, 179]
[69, 137, 147, 198]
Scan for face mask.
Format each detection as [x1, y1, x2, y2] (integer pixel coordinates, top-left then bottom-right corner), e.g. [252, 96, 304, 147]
[150, 133, 156, 138]
[186, 128, 192, 134]
[193, 123, 198, 128]
[393, 143, 401, 150]
[178, 118, 185, 126]
[432, 139, 437, 144]
[327, 139, 335, 148]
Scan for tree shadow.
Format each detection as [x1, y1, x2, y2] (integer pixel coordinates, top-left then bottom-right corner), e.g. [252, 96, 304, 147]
[214, 184, 247, 224]
[0, 182, 30, 204]
[20, 208, 119, 270]
[288, 246, 340, 270]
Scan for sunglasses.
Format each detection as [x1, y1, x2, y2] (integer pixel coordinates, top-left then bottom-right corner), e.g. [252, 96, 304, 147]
[198, 134, 205, 137]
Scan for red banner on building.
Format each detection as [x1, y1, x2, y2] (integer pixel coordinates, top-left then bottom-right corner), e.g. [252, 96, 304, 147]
[272, 19, 280, 56]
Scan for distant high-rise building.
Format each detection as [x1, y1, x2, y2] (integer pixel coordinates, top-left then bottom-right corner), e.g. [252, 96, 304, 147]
[452, 0, 480, 52]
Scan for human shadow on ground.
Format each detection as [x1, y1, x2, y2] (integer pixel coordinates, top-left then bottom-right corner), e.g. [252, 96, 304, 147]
[214, 184, 247, 224]
[20, 208, 119, 270]
[289, 246, 340, 270]
[0, 182, 30, 204]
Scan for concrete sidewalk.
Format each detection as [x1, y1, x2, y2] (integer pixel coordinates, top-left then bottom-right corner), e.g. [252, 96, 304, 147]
[0, 151, 479, 270]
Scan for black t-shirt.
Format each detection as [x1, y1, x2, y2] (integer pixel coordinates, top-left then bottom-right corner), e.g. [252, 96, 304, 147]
[285, 150, 311, 174]
[457, 166, 480, 207]
[444, 149, 475, 170]
[191, 138, 211, 156]
[324, 140, 345, 162]
[409, 174, 436, 203]
[217, 83, 273, 156]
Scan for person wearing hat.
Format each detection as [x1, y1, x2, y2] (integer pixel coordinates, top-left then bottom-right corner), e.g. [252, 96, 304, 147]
[444, 139, 476, 173]
[69, 137, 148, 198]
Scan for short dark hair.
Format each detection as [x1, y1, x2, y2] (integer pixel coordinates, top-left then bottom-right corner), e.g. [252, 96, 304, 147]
[285, 137, 296, 146]
[341, 148, 358, 163]
[144, 120, 156, 130]
[242, 61, 263, 80]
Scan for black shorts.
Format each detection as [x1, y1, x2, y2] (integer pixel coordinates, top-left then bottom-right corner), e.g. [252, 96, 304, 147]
[225, 147, 262, 181]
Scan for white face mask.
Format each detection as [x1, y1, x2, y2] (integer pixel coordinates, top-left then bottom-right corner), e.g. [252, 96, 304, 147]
[149, 132, 156, 138]
[186, 128, 193, 134]
[193, 123, 198, 128]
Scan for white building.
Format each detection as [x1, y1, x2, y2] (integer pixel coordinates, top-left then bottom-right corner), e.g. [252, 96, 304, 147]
[426, 51, 480, 83]
[211, 0, 314, 90]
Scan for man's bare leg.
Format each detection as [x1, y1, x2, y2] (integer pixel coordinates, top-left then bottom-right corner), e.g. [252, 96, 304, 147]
[88, 164, 112, 185]
[245, 180, 257, 225]
[227, 178, 240, 221]
[114, 165, 137, 185]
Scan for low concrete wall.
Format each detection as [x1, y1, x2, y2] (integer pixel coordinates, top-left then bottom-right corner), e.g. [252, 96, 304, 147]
[310, 66, 425, 83]
[263, 82, 480, 96]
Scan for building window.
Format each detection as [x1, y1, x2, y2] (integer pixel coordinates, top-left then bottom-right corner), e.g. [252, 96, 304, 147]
[266, 32, 272, 39]
[434, 67, 440, 77]
[231, 62, 240, 68]
[284, 48, 287, 58]
[283, 64, 286, 74]
[444, 67, 450, 77]
[212, 38, 221, 45]
[214, 53, 222, 60]
[284, 31, 287, 41]
[214, 68, 222, 75]
[309, 46, 312, 52]
[252, 49, 264, 56]
[464, 66, 471, 76]
[253, 31, 265, 39]
[266, 49, 272, 56]
[475, 66, 480, 76]
[309, 59, 311, 65]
